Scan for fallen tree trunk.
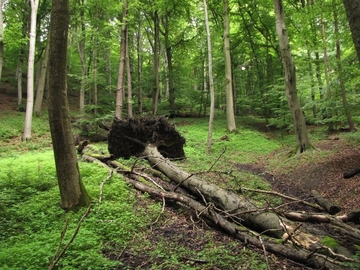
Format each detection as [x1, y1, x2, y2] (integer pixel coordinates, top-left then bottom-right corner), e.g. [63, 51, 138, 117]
[311, 190, 341, 215]
[343, 167, 360, 179]
[82, 155, 348, 269]
[142, 145, 359, 256]
[82, 143, 360, 268]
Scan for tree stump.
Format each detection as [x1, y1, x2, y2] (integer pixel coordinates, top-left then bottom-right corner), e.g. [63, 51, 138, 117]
[108, 116, 186, 159]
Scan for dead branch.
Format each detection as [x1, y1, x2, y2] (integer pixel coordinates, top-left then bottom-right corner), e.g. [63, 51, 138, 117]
[311, 190, 341, 214]
[48, 205, 91, 270]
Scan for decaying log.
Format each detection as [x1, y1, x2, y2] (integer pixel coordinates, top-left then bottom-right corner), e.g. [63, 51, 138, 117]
[82, 155, 348, 270]
[343, 167, 360, 179]
[337, 209, 360, 224]
[311, 190, 341, 215]
[142, 144, 358, 258]
[81, 141, 360, 269]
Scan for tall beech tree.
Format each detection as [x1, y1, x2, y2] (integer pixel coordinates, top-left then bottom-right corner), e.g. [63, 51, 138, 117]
[0, 0, 4, 81]
[274, 0, 311, 153]
[23, 0, 39, 141]
[342, 0, 360, 63]
[223, 0, 236, 132]
[115, 0, 127, 119]
[48, 0, 90, 210]
[204, 0, 215, 154]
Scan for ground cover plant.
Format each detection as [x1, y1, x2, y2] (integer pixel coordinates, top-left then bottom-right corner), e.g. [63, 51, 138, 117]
[0, 110, 299, 269]
[2, 109, 360, 269]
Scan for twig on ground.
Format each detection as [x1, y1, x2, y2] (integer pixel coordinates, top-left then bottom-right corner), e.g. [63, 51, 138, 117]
[99, 170, 113, 203]
[48, 205, 92, 270]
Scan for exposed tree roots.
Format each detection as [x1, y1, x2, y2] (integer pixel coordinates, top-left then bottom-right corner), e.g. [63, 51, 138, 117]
[81, 143, 360, 269]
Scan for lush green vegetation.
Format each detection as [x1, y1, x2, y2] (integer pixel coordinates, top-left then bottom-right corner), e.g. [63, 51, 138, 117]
[0, 110, 297, 269]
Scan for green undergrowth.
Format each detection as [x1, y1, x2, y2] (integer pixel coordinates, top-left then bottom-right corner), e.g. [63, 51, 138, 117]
[0, 151, 161, 269]
[1, 111, 351, 269]
[175, 117, 281, 172]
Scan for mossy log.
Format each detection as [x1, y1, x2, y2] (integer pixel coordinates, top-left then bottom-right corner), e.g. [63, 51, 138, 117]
[311, 190, 341, 215]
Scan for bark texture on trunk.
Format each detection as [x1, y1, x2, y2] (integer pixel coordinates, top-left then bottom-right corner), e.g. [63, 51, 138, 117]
[342, 0, 360, 63]
[115, 1, 127, 119]
[274, 0, 311, 153]
[144, 145, 314, 241]
[223, 0, 236, 132]
[48, 0, 90, 210]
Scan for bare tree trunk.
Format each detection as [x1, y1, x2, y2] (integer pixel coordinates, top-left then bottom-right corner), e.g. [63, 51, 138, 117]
[23, 0, 40, 141]
[16, 59, 23, 107]
[274, 0, 311, 153]
[162, 13, 175, 114]
[342, 0, 360, 63]
[34, 39, 50, 116]
[93, 36, 98, 117]
[0, 0, 4, 81]
[115, 1, 127, 119]
[321, 17, 333, 130]
[334, 1, 355, 131]
[152, 11, 160, 116]
[204, 0, 215, 154]
[48, 0, 90, 210]
[223, 0, 236, 132]
[136, 15, 143, 114]
[77, 0, 86, 114]
[126, 27, 133, 118]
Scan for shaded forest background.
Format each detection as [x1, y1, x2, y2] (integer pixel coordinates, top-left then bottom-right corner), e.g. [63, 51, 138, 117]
[2, 0, 360, 133]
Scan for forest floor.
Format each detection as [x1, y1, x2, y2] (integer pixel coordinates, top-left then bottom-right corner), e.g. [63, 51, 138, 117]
[2, 87, 360, 269]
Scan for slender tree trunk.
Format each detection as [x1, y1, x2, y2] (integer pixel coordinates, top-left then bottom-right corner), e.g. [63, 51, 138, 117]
[136, 15, 143, 114]
[16, 59, 23, 106]
[93, 36, 98, 117]
[48, 0, 90, 210]
[115, 1, 127, 119]
[321, 18, 333, 130]
[163, 14, 175, 114]
[333, 1, 355, 131]
[315, 52, 324, 100]
[307, 50, 316, 118]
[34, 39, 50, 116]
[23, 0, 40, 141]
[126, 27, 133, 118]
[0, 0, 4, 81]
[342, 0, 360, 63]
[77, 0, 86, 114]
[204, 0, 215, 154]
[152, 11, 160, 116]
[223, 0, 236, 132]
[274, 0, 311, 153]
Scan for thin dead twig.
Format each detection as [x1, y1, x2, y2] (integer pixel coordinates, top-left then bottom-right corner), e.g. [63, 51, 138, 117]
[48, 205, 91, 270]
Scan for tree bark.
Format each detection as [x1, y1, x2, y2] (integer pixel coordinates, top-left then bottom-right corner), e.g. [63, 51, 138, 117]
[342, 0, 360, 63]
[203, 0, 215, 154]
[82, 151, 354, 270]
[273, 0, 311, 153]
[34, 38, 50, 116]
[223, 0, 236, 132]
[48, 0, 90, 210]
[334, 1, 355, 132]
[311, 190, 341, 215]
[0, 0, 4, 81]
[77, 0, 86, 114]
[136, 14, 143, 114]
[23, 0, 40, 141]
[126, 26, 133, 118]
[143, 145, 321, 242]
[115, 1, 127, 119]
[152, 10, 160, 116]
